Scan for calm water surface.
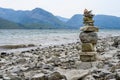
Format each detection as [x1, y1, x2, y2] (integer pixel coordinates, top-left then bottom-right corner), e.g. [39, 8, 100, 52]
[0, 29, 120, 46]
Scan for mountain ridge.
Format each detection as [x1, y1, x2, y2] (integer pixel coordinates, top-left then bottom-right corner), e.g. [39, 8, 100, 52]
[0, 7, 120, 29]
[56, 16, 69, 22]
[66, 14, 120, 29]
[0, 7, 67, 29]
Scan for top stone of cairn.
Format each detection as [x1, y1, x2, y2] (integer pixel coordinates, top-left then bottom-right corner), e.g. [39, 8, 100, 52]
[80, 9, 99, 32]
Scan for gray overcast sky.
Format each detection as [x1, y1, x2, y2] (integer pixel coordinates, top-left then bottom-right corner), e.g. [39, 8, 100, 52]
[0, 0, 120, 18]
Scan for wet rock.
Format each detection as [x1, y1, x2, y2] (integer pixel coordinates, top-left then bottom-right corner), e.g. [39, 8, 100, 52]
[116, 73, 120, 80]
[28, 44, 35, 47]
[92, 74, 101, 79]
[116, 50, 120, 59]
[0, 52, 7, 58]
[0, 72, 3, 78]
[48, 72, 67, 80]
[116, 69, 120, 80]
[0, 44, 27, 49]
[112, 36, 120, 48]
[100, 69, 111, 76]
[16, 58, 26, 64]
[42, 64, 54, 71]
[92, 69, 111, 80]
[105, 73, 116, 80]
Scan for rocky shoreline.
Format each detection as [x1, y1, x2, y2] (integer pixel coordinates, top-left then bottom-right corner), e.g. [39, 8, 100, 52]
[0, 36, 120, 80]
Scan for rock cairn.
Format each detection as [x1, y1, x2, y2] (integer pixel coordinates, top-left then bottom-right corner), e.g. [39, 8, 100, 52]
[79, 9, 99, 62]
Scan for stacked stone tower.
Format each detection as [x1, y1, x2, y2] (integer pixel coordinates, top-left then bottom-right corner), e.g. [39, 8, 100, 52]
[79, 9, 99, 62]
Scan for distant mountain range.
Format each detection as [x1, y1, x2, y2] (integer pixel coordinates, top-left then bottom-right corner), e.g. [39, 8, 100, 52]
[0, 7, 120, 29]
[0, 7, 67, 29]
[56, 16, 69, 22]
[0, 17, 24, 29]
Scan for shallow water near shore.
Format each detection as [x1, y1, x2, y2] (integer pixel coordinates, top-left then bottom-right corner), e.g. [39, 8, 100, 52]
[0, 29, 120, 51]
[0, 29, 79, 46]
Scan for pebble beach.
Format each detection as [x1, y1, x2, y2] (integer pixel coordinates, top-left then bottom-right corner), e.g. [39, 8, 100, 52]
[0, 29, 120, 80]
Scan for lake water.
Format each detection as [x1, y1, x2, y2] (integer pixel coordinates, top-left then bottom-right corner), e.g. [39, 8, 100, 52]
[0, 29, 120, 46]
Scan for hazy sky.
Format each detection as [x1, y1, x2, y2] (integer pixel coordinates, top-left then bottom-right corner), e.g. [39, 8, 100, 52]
[0, 0, 120, 18]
